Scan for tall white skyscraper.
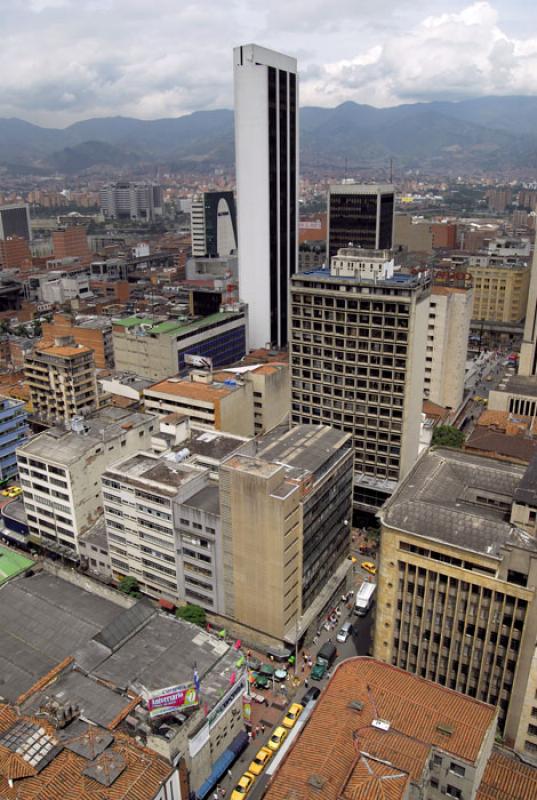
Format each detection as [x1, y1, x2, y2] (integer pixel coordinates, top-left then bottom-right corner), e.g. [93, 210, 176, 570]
[234, 44, 298, 349]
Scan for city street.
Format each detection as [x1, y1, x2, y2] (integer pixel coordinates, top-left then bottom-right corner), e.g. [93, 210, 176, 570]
[220, 560, 377, 796]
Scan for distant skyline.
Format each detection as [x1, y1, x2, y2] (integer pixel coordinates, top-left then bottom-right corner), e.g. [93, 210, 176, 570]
[2, 0, 537, 126]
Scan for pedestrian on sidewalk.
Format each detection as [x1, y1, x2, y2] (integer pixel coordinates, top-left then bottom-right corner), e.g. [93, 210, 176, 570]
[255, 725, 260, 737]
[247, 731, 252, 743]
[304, 678, 309, 688]
[261, 723, 265, 734]
[227, 770, 233, 781]
[220, 788, 227, 798]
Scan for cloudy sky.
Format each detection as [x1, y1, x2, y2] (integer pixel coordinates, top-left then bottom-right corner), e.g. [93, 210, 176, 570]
[2, 0, 537, 127]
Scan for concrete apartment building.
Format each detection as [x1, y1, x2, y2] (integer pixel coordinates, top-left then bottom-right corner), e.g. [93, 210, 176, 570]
[290, 258, 430, 511]
[16, 407, 156, 557]
[0, 396, 28, 484]
[41, 312, 114, 369]
[468, 260, 530, 323]
[24, 337, 98, 425]
[374, 447, 537, 758]
[112, 310, 248, 381]
[0, 235, 31, 269]
[219, 424, 353, 644]
[102, 453, 221, 607]
[264, 657, 497, 800]
[424, 285, 473, 410]
[327, 183, 395, 261]
[144, 371, 255, 437]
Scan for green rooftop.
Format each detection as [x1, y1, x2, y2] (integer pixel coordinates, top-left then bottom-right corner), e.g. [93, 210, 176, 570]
[113, 312, 243, 337]
[0, 544, 34, 586]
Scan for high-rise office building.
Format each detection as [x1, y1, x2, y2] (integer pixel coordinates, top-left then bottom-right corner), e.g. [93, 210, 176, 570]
[100, 182, 163, 221]
[290, 255, 430, 510]
[234, 43, 298, 349]
[0, 203, 32, 242]
[374, 447, 537, 757]
[327, 183, 394, 261]
[191, 191, 237, 257]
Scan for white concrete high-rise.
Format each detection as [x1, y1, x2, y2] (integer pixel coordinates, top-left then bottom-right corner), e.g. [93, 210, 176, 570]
[234, 44, 298, 349]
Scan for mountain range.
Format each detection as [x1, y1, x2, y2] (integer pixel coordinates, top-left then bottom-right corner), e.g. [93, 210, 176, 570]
[1, 96, 537, 174]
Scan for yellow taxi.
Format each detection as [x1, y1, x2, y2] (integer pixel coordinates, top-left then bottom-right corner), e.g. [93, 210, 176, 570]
[282, 703, 304, 729]
[267, 726, 288, 752]
[1, 486, 21, 498]
[248, 746, 273, 776]
[230, 771, 256, 800]
[361, 561, 377, 575]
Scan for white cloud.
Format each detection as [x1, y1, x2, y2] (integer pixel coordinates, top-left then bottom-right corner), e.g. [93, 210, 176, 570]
[0, 0, 536, 125]
[304, 1, 537, 107]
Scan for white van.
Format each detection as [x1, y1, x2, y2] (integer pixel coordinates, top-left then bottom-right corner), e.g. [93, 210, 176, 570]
[354, 582, 376, 616]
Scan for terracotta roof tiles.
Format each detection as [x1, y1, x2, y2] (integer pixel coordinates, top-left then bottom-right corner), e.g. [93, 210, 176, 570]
[477, 749, 537, 800]
[265, 658, 496, 800]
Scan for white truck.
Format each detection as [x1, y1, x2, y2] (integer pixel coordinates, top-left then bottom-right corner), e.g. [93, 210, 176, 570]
[354, 581, 376, 616]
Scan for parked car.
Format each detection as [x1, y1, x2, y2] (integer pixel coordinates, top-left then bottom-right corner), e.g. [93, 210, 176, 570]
[361, 561, 377, 575]
[267, 726, 288, 752]
[282, 703, 304, 729]
[301, 686, 321, 705]
[336, 622, 353, 643]
[248, 747, 272, 776]
[231, 772, 256, 800]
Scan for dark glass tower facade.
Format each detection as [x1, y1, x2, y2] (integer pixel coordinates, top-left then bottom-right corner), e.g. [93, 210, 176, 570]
[328, 185, 394, 262]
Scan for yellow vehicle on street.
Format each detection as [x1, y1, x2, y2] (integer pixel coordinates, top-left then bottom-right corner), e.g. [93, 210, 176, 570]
[361, 561, 377, 575]
[248, 746, 272, 776]
[267, 726, 288, 752]
[282, 703, 304, 729]
[230, 771, 256, 800]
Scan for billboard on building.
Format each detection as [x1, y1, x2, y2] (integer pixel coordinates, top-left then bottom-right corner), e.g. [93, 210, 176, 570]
[184, 353, 213, 370]
[148, 683, 199, 718]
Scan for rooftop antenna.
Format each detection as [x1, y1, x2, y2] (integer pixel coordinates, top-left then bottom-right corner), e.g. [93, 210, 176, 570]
[344, 157, 348, 181]
[389, 158, 393, 183]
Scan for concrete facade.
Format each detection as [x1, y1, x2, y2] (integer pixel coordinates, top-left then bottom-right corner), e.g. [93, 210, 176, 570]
[17, 408, 156, 557]
[24, 337, 98, 425]
[374, 447, 537, 761]
[468, 261, 530, 323]
[144, 372, 255, 438]
[425, 286, 473, 410]
[290, 267, 430, 511]
[112, 311, 248, 382]
[41, 313, 114, 369]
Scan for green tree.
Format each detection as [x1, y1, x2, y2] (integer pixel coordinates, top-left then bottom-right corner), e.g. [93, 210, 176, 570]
[117, 575, 141, 598]
[176, 603, 206, 627]
[431, 425, 465, 449]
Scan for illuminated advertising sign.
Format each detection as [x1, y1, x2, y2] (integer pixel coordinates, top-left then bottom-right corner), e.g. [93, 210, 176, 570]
[148, 683, 199, 718]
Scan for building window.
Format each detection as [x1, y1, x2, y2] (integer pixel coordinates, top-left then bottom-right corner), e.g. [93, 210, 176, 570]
[450, 763, 465, 777]
[446, 786, 462, 799]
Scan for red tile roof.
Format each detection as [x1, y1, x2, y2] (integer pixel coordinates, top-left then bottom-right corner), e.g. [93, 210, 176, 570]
[265, 658, 496, 800]
[477, 749, 537, 800]
[0, 704, 171, 800]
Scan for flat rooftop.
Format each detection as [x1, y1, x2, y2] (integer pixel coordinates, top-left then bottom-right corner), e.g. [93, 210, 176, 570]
[254, 424, 352, 480]
[146, 375, 244, 402]
[0, 572, 119, 702]
[18, 407, 153, 465]
[265, 657, 496, 800]
[514, 456, 537, 506]
[381, 448, 530, 559]
[296, 267, 428, 289]
[186, 426, 248, 462]
[184, 483, 220, 516]
[492, 373, 537, 398]
[113, 310, 244, 339]
[0, 544, 33, 586]
[107, 452, 202, 494]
